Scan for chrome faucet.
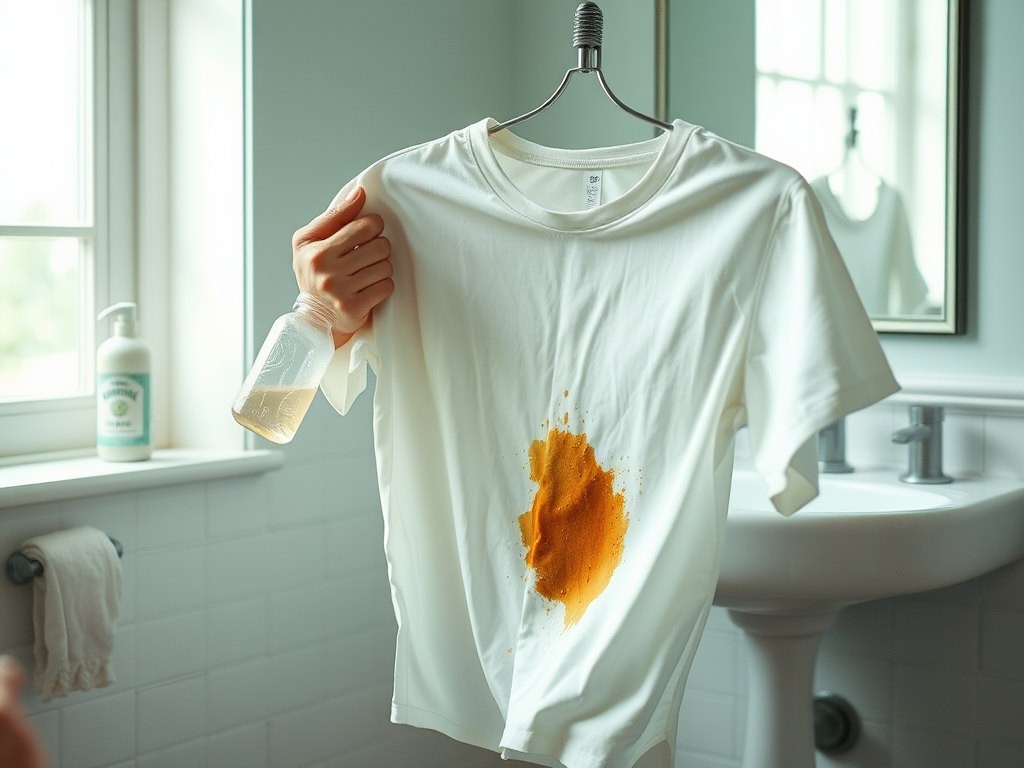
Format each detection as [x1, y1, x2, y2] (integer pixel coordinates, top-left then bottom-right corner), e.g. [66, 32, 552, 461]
[891, 405, 953, 484]
[818, 418, 854, 473]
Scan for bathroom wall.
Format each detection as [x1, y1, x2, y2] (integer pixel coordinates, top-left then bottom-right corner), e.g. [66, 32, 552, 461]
[668, 0, 755, 149]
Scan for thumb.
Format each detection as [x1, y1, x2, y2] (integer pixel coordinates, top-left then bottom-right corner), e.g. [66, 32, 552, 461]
[300, 187, 366, 242]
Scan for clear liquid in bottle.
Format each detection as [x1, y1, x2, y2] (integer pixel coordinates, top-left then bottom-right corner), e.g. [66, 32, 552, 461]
[231, 386, 318, 444]
[231, 293, 340, 444]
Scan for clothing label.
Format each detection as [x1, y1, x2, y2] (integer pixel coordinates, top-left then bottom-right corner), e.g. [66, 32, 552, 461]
[584, 171, 603, 209]
[97, 373, 150, 446]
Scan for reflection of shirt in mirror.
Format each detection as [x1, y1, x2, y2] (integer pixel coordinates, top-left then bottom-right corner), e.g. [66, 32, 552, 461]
[810, 176, 929, 317]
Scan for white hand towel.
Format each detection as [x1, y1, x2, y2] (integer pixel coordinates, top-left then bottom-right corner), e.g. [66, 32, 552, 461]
[20, 525, 122, 702]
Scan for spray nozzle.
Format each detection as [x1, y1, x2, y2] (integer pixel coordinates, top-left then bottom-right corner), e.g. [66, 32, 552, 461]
[98, 302, 139, 337]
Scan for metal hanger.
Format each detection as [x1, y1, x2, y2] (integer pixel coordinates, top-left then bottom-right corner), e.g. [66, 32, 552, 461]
[488, 2, 674, 135]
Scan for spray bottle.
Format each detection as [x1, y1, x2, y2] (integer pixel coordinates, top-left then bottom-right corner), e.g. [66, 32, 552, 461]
[231, 292, 341, 444]
[96, 302, 152, 461]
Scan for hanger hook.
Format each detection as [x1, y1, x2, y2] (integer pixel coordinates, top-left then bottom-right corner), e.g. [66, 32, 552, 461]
[574, 3, 603, 71]
[847, 106, 859, 150]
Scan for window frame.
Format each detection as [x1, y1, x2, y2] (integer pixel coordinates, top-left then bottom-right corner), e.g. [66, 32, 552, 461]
[0, 0, 140, 459]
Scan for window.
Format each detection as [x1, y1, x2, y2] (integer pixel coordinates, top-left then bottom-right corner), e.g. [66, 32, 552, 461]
[0, 0, 136, 458]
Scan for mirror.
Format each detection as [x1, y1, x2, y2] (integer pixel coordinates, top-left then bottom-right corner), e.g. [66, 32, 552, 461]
[662, 0, 966, 334]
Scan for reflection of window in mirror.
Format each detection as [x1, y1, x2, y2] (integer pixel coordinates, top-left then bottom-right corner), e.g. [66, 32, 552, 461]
[754, 0, 947, 317]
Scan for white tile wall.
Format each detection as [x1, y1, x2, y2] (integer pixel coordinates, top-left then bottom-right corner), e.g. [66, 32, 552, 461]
[678, 691, 737, 756]
[137, 484, 205, 548]
[268, 644, 328, 713]
[27, 709, 60, 767]
[135, 610, 205, 686]
[891, 729, 977, 768]
[205, 474, 272, 537]
[979, 741, 1024, 768]
[136, 545, 206, 618]
[893, 665, 976, 737]
[207, 657, 270, 732]
[205, 722, 269, 768]
[0, 449, 508, 767]
[135, 739, 204, 768]
[3, 396, 1024, 768]
[893, 599, 979, 670]
[206, 595, 268, 667]
[977, 676, 1024, 743]
[61, 692, 136, 768]
[981, 608, 1024, 679]
[137, 675, 206, 752]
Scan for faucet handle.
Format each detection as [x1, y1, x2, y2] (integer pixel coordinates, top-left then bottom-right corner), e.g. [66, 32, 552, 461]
[908, 405, 944, 426]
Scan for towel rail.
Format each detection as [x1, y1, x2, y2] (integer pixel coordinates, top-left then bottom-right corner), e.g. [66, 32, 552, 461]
[5, 536, 123, 586]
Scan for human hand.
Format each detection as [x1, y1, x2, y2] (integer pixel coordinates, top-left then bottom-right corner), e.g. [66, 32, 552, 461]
[292, 187, 394, 348]
[0, 657, 49, 768]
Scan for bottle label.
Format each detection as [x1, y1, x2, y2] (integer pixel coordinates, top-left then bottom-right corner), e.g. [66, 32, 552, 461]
[97, 373, 150, 446]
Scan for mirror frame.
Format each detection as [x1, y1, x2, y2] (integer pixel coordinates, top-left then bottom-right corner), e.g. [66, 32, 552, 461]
[656, 0, 969, 335]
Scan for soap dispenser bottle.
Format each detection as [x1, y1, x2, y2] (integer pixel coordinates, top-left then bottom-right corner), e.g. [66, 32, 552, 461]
[96, 302, 152, 461]
[231, 292, 342, 444]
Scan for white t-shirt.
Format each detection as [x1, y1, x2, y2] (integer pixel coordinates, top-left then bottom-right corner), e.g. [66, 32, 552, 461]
[320, 118, 899, 768]
[810, 176, 930, 316]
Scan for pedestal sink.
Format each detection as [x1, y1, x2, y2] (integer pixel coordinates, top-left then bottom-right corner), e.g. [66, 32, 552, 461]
[715, 466, 1024, 768]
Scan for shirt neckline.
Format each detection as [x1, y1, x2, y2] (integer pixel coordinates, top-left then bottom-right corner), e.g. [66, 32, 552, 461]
[812, 176, 892, 229]
[468, 118, 697, 232]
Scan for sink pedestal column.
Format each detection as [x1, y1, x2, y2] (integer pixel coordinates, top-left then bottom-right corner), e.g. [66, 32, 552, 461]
[728, 610, 841, 768]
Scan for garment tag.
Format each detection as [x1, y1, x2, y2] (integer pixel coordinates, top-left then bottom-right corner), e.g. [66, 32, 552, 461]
[584, 171, 603, 209]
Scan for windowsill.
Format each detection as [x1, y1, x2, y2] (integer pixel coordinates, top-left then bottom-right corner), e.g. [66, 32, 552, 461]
[0, 448, 285, 510]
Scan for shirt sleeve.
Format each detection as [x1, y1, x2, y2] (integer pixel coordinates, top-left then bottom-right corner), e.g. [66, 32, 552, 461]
[743, 178, 901, 516]
[318, 179, 380, 416]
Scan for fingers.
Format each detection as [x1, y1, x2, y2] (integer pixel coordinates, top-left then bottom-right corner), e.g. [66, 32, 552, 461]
[323, 212, 385, 256]
[319, 252, 395, 332]
[293, 187, 366, 246]
[335, 234, 391, 278]
[345, 255, 394, 295]
[0, 656, 24, 709]
[291, 185, 395, 334]
[0, 656, 49, 768]
[337, 277, 395, 332]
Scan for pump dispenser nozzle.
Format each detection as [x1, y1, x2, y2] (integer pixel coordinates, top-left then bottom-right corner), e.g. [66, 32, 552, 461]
[98, 302, 139, 337]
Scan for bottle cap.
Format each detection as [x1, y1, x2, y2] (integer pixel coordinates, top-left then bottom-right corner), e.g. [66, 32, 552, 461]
[98, 302, 139, 337]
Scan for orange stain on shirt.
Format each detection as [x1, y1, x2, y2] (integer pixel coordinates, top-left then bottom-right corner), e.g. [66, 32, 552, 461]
[518, 426, 629, 627]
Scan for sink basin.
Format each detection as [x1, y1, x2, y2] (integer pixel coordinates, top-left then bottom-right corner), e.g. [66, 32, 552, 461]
[712, 465, 1024, 768]
[715, 467, 1024, 612]
[727, 471, 951, 515]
